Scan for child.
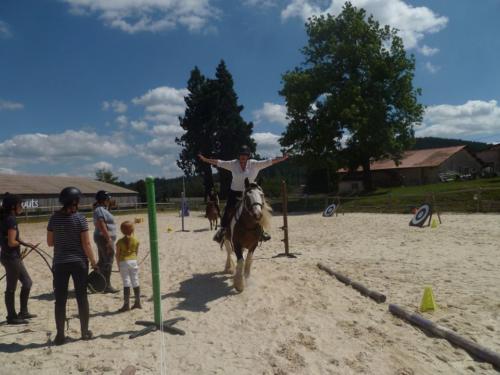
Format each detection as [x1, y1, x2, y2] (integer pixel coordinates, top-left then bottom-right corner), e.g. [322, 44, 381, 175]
[115, 221, 141, 312]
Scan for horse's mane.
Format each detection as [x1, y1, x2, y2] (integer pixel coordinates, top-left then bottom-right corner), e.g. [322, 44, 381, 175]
[259, 198, 273, 232]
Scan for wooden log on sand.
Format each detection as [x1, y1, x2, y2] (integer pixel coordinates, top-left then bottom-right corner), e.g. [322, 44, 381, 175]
[317, 263, 351, 285]
[351, 281, 386, 303]
[389, 304, 500, 369]
[317, 263, 387, 303]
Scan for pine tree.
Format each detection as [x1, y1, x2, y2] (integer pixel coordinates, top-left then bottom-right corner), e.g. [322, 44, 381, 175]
[176, 61, 256, 198]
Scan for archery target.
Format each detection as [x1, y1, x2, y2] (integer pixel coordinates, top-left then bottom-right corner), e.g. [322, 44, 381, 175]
[323, 204, 337, 217]
[409, 204, 432, 227]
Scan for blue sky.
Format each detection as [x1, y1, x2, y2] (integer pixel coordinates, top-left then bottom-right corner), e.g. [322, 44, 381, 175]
[1, 0, 500, 181]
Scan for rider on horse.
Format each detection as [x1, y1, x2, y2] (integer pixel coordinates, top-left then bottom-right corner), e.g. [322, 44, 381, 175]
[198, 145, 288, 243]
[206, 187, 221, 218]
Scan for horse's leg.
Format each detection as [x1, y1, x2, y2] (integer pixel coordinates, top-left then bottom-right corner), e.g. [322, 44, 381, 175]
[233, 244, 245, 292]
[223, 240, 235, 274]
[244, 246, 257, 279]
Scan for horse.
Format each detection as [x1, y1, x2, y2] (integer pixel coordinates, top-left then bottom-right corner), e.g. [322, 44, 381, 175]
[222, 179, 272, 292]
[205, 201, 219, 230]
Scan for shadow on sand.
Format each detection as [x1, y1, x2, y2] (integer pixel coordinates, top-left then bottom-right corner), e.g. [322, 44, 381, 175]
[160, 272, 235, 312]
[192, 228, 211, 233]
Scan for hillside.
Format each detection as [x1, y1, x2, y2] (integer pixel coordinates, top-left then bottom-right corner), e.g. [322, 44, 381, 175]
[412, 137, 490, 152]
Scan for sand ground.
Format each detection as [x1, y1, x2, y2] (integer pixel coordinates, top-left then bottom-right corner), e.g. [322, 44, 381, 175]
[0, 211, 499, 374]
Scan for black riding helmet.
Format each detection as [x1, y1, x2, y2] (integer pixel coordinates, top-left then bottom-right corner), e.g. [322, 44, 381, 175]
[2, 192, 22, 211]
[59, 187, 81, 207]
[239, 145, 251, 156]
[95, 190, 111, 202]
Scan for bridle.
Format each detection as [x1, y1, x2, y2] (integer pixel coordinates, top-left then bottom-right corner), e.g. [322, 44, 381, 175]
[242, 185, 264, 217]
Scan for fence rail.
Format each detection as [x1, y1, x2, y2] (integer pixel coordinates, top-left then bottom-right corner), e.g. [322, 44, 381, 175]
[18, 185, 500, 221]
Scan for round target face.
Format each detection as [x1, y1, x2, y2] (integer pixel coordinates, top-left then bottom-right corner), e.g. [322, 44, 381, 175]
[323, 204, 337, 217]
[409, 204, 431, 227]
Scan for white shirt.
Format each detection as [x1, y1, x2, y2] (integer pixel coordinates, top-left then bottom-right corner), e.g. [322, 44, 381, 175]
[216, 159, 273, 192]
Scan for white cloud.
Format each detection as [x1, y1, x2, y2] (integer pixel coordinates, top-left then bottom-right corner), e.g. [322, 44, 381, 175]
[115, 115, 128, 128]
[281, 0, 448, 51]
[418, 44, 439, 56]
[0, 99, 24, 111]
[117, 167, 129, 174]
[62, 0, 219, 34]
[132, 86, 188, 124]
[416, 100, 500, 139]
[102, 99, 127, 113]
[253, 132, 282, 157]
[253, 102, 288, 126]
[91, 161, 113, 171]
[131, 120, 149, 132]
[424, 61, 440, 74]
[151, 124, 184, 137]
[0, 167, 17, 175]
[244, 0, 278, 7]
[0, 130, 130, 164]
[0, 21, 11, 39]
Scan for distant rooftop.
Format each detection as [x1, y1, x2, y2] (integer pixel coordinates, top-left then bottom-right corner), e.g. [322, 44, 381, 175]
[339, 145, 469, 173]
[0, 174, 137, 195]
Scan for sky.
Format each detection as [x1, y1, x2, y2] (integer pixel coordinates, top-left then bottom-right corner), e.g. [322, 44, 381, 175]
[1, 0, 500, 182]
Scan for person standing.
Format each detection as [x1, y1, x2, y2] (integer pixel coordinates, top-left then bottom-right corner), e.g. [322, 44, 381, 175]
[0, 193, 37, 325]
[206, 187, 221, 218]
[198, 145, 288, 243]
[115, 221, 141, 312]
[93, 190, 118, 293]
[47, 187, 98, 345]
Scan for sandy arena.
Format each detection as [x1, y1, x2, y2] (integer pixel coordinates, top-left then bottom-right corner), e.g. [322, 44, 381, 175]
[1, 212, 499, 374]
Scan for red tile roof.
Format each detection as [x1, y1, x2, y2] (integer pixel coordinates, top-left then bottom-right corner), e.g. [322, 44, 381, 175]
[339, 145, 467, 173]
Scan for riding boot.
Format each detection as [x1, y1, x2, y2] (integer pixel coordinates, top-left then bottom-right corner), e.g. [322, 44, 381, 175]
[5, 291, 28, 324]
[213, 227, 226, 243]
[261, 231, 271, 242]
[18, 287, 37, 319]
[118, 287, 130, 312]
[132, 286, 142, 309]
[103, 268, 118, 294]
[78, 300, 92, 340]
[54, 306, 66, 345]
[256, 223, 271, 242]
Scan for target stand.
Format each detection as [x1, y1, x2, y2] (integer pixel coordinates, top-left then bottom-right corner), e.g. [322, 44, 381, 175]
[409, 203, 440, 227]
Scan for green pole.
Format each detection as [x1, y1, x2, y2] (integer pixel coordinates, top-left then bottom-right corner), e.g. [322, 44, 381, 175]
[146, 177, 162, 326]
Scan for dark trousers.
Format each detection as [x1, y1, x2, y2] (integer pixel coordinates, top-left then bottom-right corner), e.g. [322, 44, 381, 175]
[1, 257, 33, 318]
[1, 257, 32, 293]
[53, 261, 89, 336]
[94, 234, 115, 275]
[221, 190, 243, 228]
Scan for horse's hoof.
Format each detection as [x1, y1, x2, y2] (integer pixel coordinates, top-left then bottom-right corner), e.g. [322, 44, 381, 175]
[234, 280, 244, 292]
[224, 267, 234, 274]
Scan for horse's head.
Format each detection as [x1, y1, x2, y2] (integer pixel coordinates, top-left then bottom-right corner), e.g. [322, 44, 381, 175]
[243, 178, 265, 221]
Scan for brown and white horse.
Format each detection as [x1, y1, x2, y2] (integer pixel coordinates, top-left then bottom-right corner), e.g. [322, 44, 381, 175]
[223, 179, 272, 292]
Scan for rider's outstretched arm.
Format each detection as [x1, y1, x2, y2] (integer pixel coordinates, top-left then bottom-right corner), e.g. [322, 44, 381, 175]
[270, 154, 288, 165]
[198, 154, 218, 166]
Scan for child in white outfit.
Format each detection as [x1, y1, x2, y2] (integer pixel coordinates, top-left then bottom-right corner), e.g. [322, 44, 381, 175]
[115, 221, 141, 311]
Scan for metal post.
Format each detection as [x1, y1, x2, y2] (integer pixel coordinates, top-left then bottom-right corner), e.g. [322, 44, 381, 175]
[273, 180, 298, 259]
[145, 177, 162, 325]
[181, 176, 187, 232]
[130, 177, 185, 338]
[282, 180, 290, 256]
